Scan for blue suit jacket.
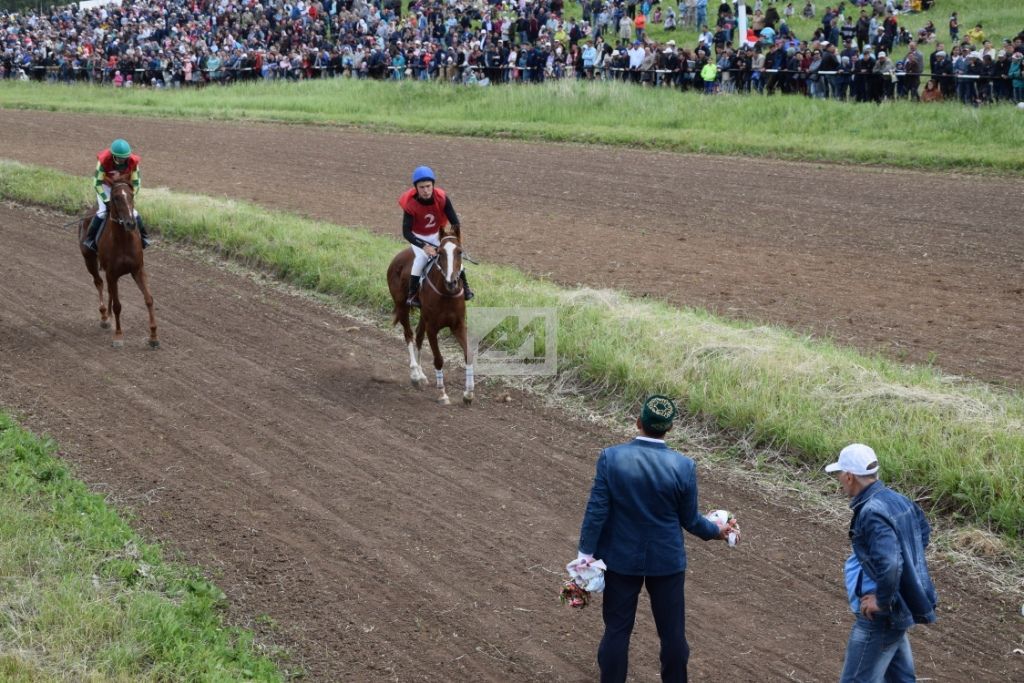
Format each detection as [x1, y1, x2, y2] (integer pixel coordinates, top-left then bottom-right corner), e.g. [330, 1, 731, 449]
[579, 438, 720, 576]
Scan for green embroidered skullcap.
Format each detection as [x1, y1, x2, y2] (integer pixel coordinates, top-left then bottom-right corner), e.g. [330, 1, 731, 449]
[640, 395, 677, 432]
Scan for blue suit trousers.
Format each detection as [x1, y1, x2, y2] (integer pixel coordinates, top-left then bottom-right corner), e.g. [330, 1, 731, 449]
[599, 570, 688, 683]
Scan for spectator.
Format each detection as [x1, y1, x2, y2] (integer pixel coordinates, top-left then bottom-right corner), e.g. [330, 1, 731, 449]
[920, 79, 942, 102]
[700, 56, 718, 93]
[664, 8, 676, 32]
[826, 444, 937, 683]
[0, 0, 1014, 110]
[966, 24, 985, 47]
[1011, 53, 1024, 103]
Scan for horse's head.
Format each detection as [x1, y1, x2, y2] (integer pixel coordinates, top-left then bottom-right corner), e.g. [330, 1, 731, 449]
[108, 180, 136, 231]
[435, 235, 464, 295]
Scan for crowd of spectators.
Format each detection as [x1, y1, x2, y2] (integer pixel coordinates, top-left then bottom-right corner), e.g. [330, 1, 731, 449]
[2, 0, 1022, 105]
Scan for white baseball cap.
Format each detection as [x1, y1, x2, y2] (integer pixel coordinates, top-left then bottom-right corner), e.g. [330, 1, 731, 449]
[825, 444, 880, 476]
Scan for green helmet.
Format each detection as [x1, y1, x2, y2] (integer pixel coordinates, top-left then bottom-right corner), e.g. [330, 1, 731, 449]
[110, 139, 132, 158]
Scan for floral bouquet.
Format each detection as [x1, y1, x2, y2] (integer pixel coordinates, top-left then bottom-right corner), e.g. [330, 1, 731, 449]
[559, 557, 607, 609]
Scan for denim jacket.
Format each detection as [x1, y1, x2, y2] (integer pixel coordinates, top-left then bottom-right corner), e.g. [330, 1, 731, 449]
[849, 481, 938, 629]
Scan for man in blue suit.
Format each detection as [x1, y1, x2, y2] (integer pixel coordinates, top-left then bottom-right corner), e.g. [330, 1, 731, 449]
[577, 395, 737, 683]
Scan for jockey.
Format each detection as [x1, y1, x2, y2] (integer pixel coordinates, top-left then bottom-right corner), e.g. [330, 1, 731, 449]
[399, 165, 473, 308]
[82, 138, 150, 252]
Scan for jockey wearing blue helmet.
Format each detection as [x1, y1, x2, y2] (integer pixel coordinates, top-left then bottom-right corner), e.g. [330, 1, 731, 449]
[412, 165, 435, 185]
[398, 165, 473, 307]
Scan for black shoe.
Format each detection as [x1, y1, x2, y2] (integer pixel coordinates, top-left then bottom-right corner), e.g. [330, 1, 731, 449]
[406, 275, 421, 308]
[461, 272, 474, 301]
[82, 214, 103, 253]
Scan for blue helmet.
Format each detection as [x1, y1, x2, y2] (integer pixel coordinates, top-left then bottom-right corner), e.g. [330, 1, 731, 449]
[411, 166, 435, 185]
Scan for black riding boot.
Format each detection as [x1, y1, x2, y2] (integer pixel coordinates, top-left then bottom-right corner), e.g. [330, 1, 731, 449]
[82, 214, 103, 252]
[460, 271, 474, 301]
[136, 214, 151, 249]
[407, 275, 422, 308]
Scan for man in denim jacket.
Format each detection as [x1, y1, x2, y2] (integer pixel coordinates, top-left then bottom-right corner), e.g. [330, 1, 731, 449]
[827, 444, 938, 683]
[577, 395, 737, 683]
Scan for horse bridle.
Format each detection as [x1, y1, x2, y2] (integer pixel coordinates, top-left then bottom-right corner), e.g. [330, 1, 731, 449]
[107, 182, 137, 229]
[422, 238, 464, 299]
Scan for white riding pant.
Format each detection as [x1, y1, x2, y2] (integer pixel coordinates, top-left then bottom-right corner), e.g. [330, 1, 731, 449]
[96, 185, 139, 219]
[410, 233, 440, 278]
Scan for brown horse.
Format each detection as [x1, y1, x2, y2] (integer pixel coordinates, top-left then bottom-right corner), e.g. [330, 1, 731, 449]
[78, 180, 158, 348]
[387, 233, 474, 405]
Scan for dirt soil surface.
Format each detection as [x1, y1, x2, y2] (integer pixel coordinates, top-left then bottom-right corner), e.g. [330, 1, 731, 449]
[2, 202, 1021, 681]
[3, 110, 1023, 386]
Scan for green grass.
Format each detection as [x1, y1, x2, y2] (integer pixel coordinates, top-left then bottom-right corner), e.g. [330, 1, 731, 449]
[2, 159, 1021, 543]
[1, 75, 1022, 173]
[0, 411, 285, 681]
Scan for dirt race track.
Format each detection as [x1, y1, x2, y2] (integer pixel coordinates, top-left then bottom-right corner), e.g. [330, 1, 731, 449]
[3, 109, 1024, 386]
[0, 112, 1022, 681]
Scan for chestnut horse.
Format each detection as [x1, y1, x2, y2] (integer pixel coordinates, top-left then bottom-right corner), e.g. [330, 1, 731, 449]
[387, 233, 474, 405]
[78, 180, 158, 348]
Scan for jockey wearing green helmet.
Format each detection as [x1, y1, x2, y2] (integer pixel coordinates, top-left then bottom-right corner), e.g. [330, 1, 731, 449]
[82, 139, 151, 252]
[398, 165, 473, 307]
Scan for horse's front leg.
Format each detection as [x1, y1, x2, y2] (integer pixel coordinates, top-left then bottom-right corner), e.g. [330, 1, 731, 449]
[406, 314, 427, 387]
[131, 267, 159, 349]
[107, 273, 124, 348]
[90, 263, 109, 328]
[426, 326, 448, 405]
[454, 320, 474, 405]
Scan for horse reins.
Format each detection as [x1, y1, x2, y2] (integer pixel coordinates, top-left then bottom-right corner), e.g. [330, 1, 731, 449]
[422, 239, 464, 299]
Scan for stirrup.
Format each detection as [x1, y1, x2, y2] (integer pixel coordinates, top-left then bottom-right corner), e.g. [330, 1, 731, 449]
[407, 293, 421, 308]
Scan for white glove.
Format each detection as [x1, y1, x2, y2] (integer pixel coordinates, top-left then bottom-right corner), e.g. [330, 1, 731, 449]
[577, 551, 595, 567]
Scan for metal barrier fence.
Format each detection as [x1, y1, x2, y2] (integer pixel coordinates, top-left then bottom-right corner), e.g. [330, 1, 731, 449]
[5, 61, 1020, 103]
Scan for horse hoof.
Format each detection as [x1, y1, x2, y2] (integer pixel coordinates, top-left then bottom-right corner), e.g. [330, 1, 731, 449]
[438, 395, 450, 406]
[463, 392, 474, 405]
[112, 339, 124, 349]
[149, 340, 160, 349]
[411, 376, 424, 388]
[100, 320, 111, 329]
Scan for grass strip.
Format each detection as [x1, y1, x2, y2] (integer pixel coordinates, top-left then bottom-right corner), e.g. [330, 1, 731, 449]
[0, 411, 284, 682]
[1, 159, 1021, 542]
[1, 77, 1022, 174]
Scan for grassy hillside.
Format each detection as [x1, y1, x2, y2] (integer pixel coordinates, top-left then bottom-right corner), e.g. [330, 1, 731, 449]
[645, 0, 1023, 62]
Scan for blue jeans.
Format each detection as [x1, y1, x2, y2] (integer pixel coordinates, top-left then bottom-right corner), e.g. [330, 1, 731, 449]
[839, 617, 916, 682]
[598, 570, 688, 683]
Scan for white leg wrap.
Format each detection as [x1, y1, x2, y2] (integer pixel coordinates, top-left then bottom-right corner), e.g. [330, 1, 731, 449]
[465, 364, 475, 393]
[435, 368, 445, 388]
